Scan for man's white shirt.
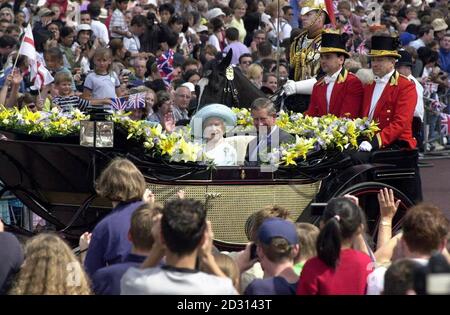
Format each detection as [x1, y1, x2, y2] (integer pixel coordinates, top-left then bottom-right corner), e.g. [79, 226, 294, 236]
[324, 68, 342, 112]
[408, 74, 424, 121]
[369, 70, 395, 121]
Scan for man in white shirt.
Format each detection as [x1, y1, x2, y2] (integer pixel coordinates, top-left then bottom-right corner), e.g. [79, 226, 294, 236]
[409, 25, 434, 50]
[121, 199, 237, 295]
[123, 15, 147, 58]
[88, 2, 110, 45]
[396, 50, 424, 148]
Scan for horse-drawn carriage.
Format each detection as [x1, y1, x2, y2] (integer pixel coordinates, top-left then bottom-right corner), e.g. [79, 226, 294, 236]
[0, 122, 419, 250]
[0, 50, 421, 249]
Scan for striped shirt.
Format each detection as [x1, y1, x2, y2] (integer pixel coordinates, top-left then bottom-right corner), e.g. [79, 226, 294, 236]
[52, 95, 91, 112]
[110, 9, 128, 38]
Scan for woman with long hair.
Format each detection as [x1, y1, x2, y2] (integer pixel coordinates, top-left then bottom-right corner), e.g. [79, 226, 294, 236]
[296, 197, 373, 295]
[9, 233, 91, 295]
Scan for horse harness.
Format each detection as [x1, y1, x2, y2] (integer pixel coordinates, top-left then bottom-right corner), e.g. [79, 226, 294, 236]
[223, 66, 240, 107]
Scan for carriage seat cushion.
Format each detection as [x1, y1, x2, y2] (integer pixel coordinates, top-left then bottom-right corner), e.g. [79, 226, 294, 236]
[224, 135, 256, 165]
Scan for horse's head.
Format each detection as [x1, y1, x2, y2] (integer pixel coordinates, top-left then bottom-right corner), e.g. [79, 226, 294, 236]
[199, 49, 266, 110]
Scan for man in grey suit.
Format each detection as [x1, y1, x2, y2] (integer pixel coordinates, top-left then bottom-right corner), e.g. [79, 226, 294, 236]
[245, 98, 295, 166]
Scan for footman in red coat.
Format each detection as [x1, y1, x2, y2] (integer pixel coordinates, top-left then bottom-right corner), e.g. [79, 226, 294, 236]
[305, 30, 363, 118]
[357, 35, 422, 202]
[359, 35, 418, 151]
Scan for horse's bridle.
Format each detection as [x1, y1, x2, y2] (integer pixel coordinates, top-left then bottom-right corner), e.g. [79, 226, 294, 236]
[223, 66, 240, 107]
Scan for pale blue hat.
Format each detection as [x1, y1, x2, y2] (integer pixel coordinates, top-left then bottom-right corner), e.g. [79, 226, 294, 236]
[190, 104, 237, 138]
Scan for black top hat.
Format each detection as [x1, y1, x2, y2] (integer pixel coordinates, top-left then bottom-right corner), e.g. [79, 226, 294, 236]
[319, 31, 350, 57]
[396, 50, 413, 68]
[368, 35, 401, 59]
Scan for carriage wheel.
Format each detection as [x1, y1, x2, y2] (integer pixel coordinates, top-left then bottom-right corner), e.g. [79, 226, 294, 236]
[336, 182, 415, 244]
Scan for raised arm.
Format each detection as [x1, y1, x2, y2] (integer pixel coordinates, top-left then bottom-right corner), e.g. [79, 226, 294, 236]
[376, 188, 399, 250]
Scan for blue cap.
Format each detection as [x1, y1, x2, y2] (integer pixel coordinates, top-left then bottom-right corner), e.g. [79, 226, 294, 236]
[399, 32, 416, 46]
[258, 218, 299, 245]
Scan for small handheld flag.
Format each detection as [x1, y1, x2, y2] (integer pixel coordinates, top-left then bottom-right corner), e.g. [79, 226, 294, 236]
[126, 93, 146, 109]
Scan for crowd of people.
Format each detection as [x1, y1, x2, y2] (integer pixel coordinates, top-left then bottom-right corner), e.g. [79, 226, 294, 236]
[0, 157, 449, 295]
[1, 0, 450, 295]
[0, 0, 448, 151]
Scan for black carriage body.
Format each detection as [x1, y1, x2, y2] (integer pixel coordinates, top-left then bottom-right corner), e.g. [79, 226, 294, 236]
[0, 132, 420, 248]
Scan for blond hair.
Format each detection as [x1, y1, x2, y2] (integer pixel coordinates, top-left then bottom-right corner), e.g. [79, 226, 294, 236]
[232, 0, 246, 10]
[214, 253, 240, 293]
[95, 158, 146, 202]
[54, 71, 72, 85]
[295, 222, 319, 261]
[93, 48, 112, 72]
[9, 234, 91, 295]
[246, 63, 263, 81]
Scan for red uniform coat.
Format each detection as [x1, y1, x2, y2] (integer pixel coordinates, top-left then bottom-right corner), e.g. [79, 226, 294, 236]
[361, 71, 417, 149]
[305, 68, 363, 118]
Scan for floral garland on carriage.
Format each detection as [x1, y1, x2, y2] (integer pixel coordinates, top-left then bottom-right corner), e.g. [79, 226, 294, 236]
[0, 106, 379, 166]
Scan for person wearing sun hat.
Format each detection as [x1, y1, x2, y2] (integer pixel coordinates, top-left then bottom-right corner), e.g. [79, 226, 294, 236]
[358, 35, 417, 152]
[431, 18, 448, 40]
[190, 104, 238, 166]
[305, 30, 363, 118]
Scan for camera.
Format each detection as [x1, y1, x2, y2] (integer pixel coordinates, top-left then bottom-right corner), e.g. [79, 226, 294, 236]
[250, 243, 257, 260]
[147, 12, 158, 26]
[414, 253, 450, 295]
[310, 202, 328, 216]
[121, 69, 132, 76]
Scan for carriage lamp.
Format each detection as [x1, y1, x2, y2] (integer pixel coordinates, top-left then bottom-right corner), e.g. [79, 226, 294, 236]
[80, 108, 114, 148]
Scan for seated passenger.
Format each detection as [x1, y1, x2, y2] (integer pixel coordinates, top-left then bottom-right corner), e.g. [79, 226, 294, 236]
[245, 98, 295, 165]
[191, 104, 238, 166]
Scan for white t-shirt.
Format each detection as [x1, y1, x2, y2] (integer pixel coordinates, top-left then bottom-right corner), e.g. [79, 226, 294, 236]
[84, 72, 120, 99]
[123, 35, 141, 53]
[366, 258, 428, 295]
[91, 20, 110, 45]
[207, 34, 222, 52]
[121, 265, 238, 295]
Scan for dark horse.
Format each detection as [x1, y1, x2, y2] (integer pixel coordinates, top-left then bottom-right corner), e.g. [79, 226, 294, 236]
[197, 49, 266, 110]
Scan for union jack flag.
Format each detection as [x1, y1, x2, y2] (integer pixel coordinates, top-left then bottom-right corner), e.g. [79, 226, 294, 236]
[430, 99, 447, 113]
[126, 93, 146, 109]
[342, 22, 353, 35]
[441, 113, 450, 136]
[157, 48, 175, 86]
[110, 97, 128, 111]
[423, 82, 438, 97]
[356, 40, 368, 55]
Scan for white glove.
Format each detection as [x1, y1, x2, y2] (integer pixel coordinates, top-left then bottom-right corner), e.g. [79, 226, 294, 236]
[282, 78, 317, 96]
[283, 80, 297, 96]
[359, 141, 373, 152]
